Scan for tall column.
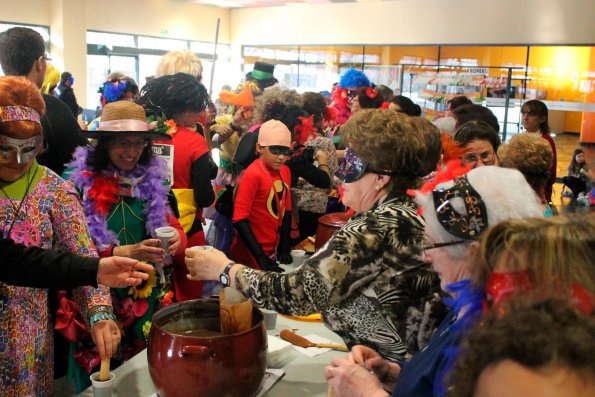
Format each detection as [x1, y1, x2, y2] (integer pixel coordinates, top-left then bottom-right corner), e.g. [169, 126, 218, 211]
[49, 0, 87, 110]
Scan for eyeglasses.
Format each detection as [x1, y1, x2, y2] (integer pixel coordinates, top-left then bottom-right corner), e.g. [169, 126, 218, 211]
[462, 151, 495, 166]
[265, 145, 290, 156]
[109, 138, 149, 150]
[422, 240, 468, 251]
[40, 54, 51, 62]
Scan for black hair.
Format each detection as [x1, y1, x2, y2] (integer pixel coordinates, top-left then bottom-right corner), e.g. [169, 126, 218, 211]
[0, 27, 45, 76]
[280, 105, 307, 134]
[60, 71, 72, 84]
[454, 120, 501, 152]
[391, 95, 422, 116]
[137, 72, 209, 119]
[453, 104, 500, 132]
[356, 87, 384, 109]
[86, 137, 154, 171]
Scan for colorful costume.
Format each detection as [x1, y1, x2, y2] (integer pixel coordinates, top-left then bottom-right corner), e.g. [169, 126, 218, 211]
[231, 159, 292, 269]
[66, 146, 185, 390]
[0, 163, 111, 396]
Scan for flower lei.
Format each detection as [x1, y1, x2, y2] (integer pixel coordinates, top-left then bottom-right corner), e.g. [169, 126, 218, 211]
[67, 145, 172, 250]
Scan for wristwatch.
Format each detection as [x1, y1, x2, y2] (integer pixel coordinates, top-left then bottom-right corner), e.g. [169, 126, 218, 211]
[219, 262, 235, 288]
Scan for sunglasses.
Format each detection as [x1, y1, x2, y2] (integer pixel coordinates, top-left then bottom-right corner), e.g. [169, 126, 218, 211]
[335, 148, 396, 183]
[265, 145, 291, 156]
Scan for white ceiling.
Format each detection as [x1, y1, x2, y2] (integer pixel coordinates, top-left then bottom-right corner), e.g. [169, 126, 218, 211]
[184, 0, 389, 9]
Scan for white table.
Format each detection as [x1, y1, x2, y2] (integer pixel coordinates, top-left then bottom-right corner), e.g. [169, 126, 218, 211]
[68, 315, 345, 397]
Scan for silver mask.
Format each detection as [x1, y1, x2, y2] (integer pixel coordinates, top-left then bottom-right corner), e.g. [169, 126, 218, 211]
[0, 135, 44, 165]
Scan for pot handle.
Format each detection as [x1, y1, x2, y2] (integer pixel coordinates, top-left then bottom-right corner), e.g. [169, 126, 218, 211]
[179, 345, 211, 360]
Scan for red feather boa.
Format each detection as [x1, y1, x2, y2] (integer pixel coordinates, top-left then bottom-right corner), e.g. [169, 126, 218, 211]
[85, 171, 119, 215]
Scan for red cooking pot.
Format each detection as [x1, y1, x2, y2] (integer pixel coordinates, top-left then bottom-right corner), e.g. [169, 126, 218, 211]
[148, 299, 267, 397]
[315, 211, 352, 250]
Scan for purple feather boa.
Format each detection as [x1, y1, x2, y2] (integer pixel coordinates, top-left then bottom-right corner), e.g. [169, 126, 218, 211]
[67, 145, 172, 250]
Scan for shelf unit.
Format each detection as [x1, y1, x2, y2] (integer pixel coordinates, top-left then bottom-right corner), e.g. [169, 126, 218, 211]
[398, 64, 523, 140]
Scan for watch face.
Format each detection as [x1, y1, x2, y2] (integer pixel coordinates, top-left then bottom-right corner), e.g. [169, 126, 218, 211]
[219, 273, 230, 287]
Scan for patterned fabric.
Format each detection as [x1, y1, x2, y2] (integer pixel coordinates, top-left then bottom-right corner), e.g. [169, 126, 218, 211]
[68, 159, 175, 392]
[294, 136, 338, 214]
[0, 167, 108, 396]
[236, 194, 445, 361]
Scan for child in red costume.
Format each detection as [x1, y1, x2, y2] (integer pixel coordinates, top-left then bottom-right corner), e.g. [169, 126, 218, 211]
[231, 120, 293, 271]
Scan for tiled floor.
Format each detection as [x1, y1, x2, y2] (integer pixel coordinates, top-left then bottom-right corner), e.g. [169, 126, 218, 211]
[550, 133, 594, 214]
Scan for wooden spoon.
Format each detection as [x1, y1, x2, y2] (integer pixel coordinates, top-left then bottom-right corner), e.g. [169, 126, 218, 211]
[99, 357, 110, 381]
[279, 329, 348, 351]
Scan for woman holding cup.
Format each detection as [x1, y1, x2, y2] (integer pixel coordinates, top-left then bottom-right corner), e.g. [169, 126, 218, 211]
[64, 101, 186, 389]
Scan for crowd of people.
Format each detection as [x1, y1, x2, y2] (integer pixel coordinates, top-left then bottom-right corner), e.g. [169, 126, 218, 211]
[0, 25, 593, 397]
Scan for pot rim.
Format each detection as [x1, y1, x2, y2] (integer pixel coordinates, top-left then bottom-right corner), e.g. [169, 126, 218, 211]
[150, 298, 264, 340]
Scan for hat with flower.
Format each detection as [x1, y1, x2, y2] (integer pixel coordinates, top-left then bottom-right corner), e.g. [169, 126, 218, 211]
[83, 101, 171, 140]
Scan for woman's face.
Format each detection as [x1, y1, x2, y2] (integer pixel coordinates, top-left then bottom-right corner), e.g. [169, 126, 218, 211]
[0, 134, 42, 182]
[521, 108, 545, 133]
[107, 136, 147, 172]
[350, 96, 361, 113]
[341, 173, 383, 213]
[423, 229, 470, 292]
[461, 139, 498, 168]
[575, 152, 585, 164]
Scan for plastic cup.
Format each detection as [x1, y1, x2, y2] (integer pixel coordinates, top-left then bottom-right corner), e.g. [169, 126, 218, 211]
[90, 371, 115, 397]
[190, 245, 213, 251]
[290, 249, 306, 268]
[261, 308, 278, 330]
[155, 226, 176, 251]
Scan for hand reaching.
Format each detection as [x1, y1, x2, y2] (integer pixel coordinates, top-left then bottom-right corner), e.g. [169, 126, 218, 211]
[97, 257, 154, 288]
[256, 254, 284, 273]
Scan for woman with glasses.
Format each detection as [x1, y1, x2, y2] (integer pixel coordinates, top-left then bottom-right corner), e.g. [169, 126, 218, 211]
[186, 110, 447, 361]
[323, 166, 543, 397]
[0, 76, 117, 395]
[64, 101, 186, 390]
[454, 120, 501, 168]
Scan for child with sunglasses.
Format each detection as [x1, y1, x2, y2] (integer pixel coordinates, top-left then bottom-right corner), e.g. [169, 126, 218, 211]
[230, 120, 293, 271]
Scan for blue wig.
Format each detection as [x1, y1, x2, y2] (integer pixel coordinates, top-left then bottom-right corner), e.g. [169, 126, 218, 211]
[339, 68, 370, 89]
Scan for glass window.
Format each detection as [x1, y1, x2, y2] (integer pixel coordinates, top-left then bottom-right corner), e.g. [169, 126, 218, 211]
[86, 31, 135, 48]
[137, 36, 187, 51]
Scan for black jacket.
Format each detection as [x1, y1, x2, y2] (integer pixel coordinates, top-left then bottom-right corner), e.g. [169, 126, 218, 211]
[0, 238, 99, 289]
[57, 83, 82, 116]
[38, 94, 87, 175]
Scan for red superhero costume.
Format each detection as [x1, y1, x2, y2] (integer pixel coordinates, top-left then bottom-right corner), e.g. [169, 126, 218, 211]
[231, 159, 291, 269]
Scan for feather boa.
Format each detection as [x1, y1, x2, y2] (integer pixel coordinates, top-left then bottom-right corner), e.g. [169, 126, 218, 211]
[434, 279, 484, 396]
[67, 146, 172, 250]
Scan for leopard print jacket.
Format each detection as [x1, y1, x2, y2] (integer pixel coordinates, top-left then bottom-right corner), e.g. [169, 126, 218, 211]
[235, 194, 446, 361]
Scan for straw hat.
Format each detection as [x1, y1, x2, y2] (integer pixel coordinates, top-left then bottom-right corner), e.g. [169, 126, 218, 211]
[84, 101, 171, 140]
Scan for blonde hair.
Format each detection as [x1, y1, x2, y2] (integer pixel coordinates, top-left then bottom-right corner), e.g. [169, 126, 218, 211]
[41, 63, 60, 95]
[471, 214, 595, 296]
[155, 50, 203, 81]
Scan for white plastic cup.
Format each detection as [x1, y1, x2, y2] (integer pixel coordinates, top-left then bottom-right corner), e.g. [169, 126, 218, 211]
[190, 245, 213, 251]
[90, 371, 115, 397]
[290, 249, 306, 268]
[155, 226, 176, 251]
[261, 308, 278, 330]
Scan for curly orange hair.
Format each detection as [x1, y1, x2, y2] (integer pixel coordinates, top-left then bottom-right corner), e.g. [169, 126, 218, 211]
[0, 76, 45, 139]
